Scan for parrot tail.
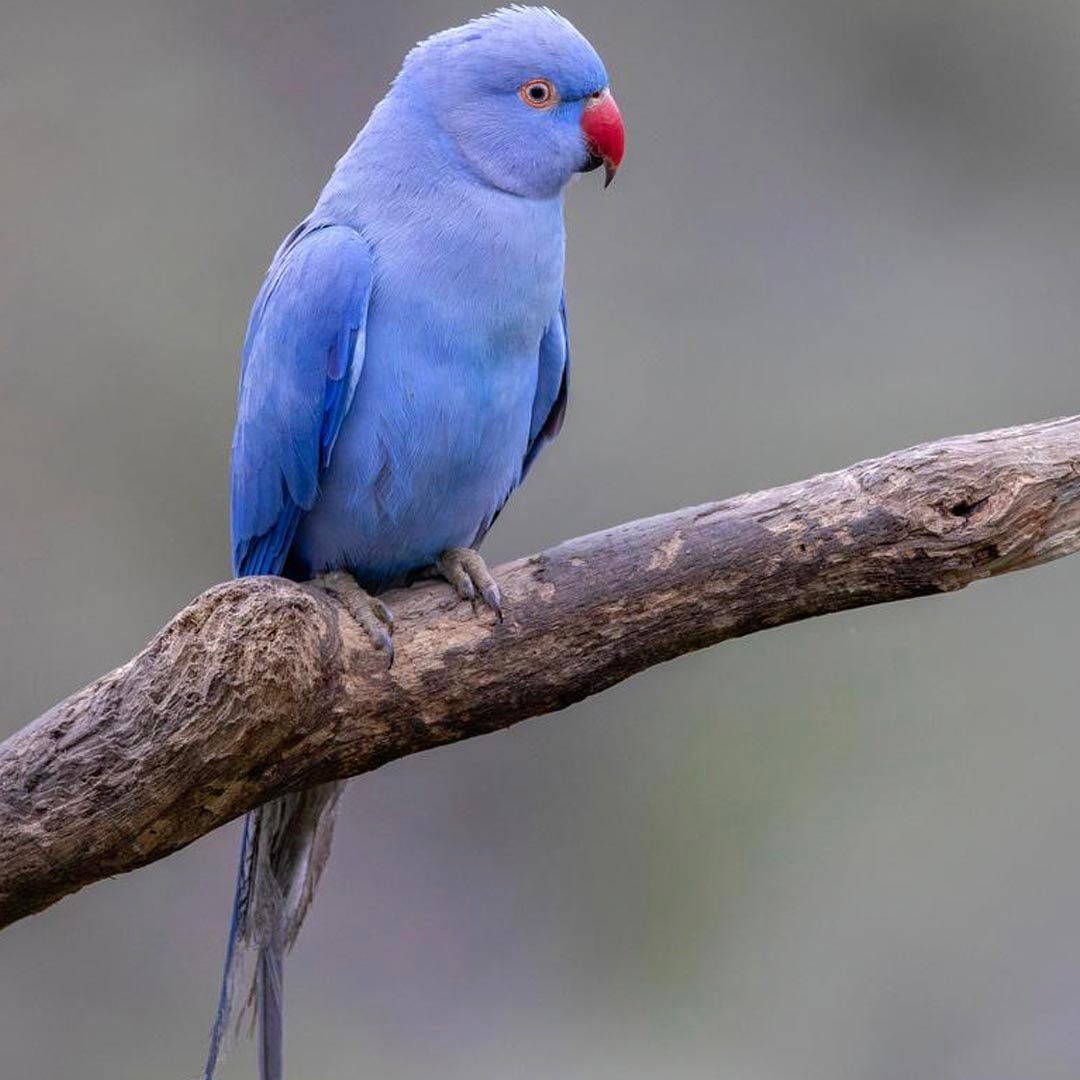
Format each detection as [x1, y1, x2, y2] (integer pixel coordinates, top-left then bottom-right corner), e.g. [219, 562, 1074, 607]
[203, 782, 345, 1080]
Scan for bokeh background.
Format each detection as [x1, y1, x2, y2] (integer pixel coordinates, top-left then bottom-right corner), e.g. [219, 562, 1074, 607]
[4, 1, 1080, 1077]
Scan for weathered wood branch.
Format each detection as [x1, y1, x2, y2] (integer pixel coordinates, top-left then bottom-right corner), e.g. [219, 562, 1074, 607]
[3, 415, 1080, 930]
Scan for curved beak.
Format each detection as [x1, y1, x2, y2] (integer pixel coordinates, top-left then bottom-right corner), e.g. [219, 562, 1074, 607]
[580, 89, 625, 188]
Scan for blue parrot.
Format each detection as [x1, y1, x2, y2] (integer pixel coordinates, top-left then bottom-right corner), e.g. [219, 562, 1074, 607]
[203, 9, 624, 1079]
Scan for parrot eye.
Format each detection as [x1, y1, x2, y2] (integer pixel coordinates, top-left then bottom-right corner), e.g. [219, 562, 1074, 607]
[519, 78, 557, 108]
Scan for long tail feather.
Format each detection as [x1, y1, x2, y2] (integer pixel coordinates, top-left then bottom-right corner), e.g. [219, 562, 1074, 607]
[203, 783, 346, 1080]
[204, 814, 255, 1080]
[258, 943, 284, 1080]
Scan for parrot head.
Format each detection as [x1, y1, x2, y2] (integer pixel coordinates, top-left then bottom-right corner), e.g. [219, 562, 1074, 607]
[397, 6, 624, 199]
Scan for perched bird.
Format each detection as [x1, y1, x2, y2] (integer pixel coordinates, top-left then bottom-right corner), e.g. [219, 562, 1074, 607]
[203, 8, 624, 1079]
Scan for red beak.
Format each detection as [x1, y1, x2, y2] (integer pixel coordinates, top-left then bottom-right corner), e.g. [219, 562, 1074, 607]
[581, 89, 625, 188]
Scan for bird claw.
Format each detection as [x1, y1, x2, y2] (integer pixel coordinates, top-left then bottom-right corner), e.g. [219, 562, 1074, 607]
[309, 571, 396, 667]
[435, 547, 503, 620]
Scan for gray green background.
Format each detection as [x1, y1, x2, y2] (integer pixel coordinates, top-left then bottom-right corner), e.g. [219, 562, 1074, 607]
[3, 2, 1080, 1077]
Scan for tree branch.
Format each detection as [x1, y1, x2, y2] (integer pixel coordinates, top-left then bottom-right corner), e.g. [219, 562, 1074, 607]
[3, 415, 1080, 930]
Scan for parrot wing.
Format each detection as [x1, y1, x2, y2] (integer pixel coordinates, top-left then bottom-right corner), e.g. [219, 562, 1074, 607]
[522, 294, 570, 478]
[230, 223, 373, 577]
[473, 295, 569, 548]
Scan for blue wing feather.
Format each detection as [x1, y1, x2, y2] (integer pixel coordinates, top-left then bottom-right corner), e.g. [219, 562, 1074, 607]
[230, 224, 373, 577]
[522, 295, 570, 478]
[472, 296, 569, 548]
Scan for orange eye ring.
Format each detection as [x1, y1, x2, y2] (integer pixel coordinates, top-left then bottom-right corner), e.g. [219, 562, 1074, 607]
[519, 78, 557, 108]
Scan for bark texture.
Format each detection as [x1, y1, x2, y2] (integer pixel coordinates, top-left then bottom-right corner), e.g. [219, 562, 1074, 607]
[3, 415, 1080, 930]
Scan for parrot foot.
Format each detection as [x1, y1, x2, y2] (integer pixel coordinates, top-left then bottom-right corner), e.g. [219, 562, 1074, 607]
[434, 547, 503, 620]
[310, 570, 395, 666]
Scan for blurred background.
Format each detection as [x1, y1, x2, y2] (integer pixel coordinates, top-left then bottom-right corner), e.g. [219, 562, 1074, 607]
[4, 1, 1080, 1077]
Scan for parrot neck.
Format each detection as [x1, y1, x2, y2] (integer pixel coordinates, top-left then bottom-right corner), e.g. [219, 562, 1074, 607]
[314, 85, 572, 221]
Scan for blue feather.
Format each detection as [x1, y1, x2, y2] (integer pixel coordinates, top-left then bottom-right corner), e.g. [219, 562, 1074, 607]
[524, 296, 570, 478]
[231, 224, 373, 577]
[203, 815, 253, 1080]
